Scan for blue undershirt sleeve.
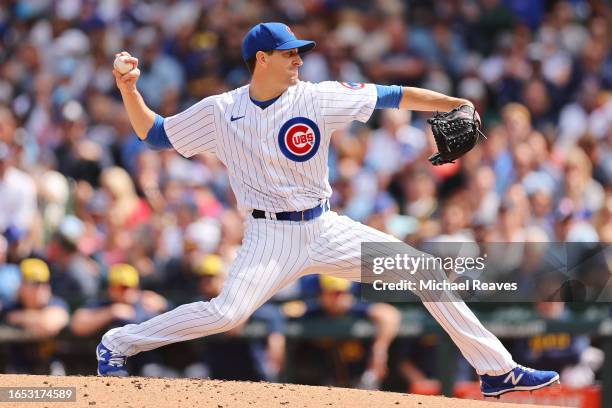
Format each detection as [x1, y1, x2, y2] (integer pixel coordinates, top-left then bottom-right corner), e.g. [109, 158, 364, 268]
[143, 114, 172, 150]
[375, 84, 403, 109]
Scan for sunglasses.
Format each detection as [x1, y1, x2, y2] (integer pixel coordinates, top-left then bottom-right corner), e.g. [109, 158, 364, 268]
[112, 285, 135, 291]
[23, 281, 48, 287]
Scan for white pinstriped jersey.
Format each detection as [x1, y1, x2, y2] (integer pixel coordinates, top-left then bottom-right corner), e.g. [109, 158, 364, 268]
[164, 81, 377, 212]
[107, 81, 518, 376]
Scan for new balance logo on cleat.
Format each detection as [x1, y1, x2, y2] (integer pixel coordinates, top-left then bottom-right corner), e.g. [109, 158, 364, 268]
[503, 371, 524, 385]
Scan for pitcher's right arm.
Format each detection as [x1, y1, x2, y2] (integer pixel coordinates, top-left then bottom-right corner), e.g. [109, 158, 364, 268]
[113, 52, 157, 140]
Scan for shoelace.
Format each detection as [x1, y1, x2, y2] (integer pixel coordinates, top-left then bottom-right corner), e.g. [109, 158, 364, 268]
[107, 354, 126, 367]
[516, 364, 535, 372]
[99, 348, 126, 367]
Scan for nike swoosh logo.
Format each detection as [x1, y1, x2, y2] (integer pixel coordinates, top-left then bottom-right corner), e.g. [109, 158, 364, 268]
[230, 115, 245, 122]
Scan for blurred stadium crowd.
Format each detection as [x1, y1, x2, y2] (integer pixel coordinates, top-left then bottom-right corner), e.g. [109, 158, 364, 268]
[0, 0, 611, 394]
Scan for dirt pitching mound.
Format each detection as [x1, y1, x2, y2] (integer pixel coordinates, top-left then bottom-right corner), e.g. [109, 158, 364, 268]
[0, 374, 561, 408]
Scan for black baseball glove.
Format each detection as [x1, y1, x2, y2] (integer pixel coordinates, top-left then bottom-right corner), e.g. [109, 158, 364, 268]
[427, 104, 485, 166]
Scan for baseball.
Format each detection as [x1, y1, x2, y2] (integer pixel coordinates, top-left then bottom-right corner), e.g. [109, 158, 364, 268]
[113, 55, 135, 75]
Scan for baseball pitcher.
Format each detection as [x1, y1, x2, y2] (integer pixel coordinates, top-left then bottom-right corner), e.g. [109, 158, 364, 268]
[98, 22, 559, 397]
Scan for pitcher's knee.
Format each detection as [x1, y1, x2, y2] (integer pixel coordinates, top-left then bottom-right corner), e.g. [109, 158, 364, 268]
[205, 298, 251, 329]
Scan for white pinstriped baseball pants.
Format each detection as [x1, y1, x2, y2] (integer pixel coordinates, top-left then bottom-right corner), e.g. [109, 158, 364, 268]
[103, 211, 516, 375]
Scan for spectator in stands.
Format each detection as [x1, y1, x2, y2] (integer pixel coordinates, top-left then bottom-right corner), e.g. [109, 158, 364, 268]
[594, 193, 612, 242]
[53, 101, 104, 187]
[553, 198, 599, 243]
[184, 255, 286, 382]
[37, 170, 71, 242]
[162, 214, 222, 299]
[136, 33, 185, 110]
[100, 166, 152, 231]
[292, 276, 400, 390]
[466, 165, 499, 227]
[0, 141, 38, 257]
[0, 235, 21, 308]
[46, 215, 100, 308]
[512, 300, 603, 388]
[0, 258, 69, 374]
[562, 146, 605, 215]
[71, 263, 171, 376]
[396, 334, 440, 394]
[365, 110, 426, 174]
[430, 196, 475, 242]
[366, 16, 426, 85]
[399, 167, 439, 221]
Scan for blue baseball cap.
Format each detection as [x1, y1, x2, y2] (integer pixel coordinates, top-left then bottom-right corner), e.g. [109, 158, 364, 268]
[242, 22, 316, 61]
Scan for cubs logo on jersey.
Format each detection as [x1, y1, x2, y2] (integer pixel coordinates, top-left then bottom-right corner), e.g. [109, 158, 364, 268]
[340, 82, 365, 90]
[278, 117, 321, 162]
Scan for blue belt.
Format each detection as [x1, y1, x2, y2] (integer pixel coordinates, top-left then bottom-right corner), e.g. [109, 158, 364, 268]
[251, 201, 330, 222]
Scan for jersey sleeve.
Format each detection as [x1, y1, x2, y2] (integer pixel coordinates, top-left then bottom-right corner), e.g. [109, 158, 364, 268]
[163, 97, 218, 158]
[314, 81, 378, 130]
